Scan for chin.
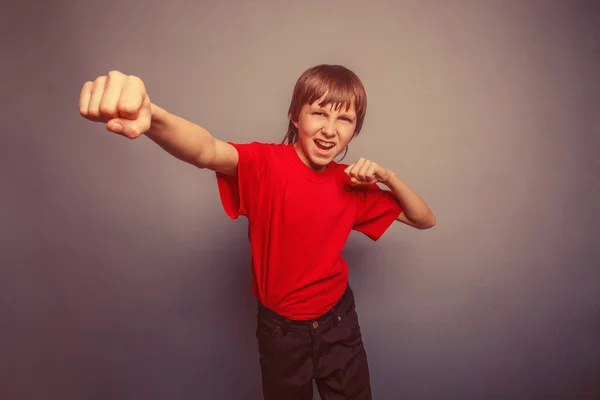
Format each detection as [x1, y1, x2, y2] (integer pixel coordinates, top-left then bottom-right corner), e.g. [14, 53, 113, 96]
[297, 139, 337, 170]
[310, 152, 334, 167]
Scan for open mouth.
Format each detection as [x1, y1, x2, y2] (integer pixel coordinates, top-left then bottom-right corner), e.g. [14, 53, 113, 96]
[315, 139, 335, 151]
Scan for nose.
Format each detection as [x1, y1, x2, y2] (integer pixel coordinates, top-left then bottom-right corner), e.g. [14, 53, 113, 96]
[321, 120, 336, 137]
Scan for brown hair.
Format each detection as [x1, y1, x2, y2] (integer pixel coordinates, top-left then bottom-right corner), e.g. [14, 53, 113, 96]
[282, 64, 367, 158]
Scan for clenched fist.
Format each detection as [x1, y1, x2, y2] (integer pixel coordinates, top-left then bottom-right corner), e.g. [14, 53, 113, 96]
[344, 158, 392, 186]
[79, 71, 152, 139]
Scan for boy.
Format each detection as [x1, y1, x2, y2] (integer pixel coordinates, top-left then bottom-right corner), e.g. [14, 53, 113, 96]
[79, 64, 435, 399]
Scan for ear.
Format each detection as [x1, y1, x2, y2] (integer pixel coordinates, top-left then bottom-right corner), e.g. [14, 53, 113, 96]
[289, 112, 299, 129]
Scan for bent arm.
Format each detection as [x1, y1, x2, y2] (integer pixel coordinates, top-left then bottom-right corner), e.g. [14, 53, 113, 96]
[146, 104, 239, 176]
[382, 173, 436, 229]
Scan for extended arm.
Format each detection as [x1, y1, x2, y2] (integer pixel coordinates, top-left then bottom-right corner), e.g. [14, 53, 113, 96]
[146, 104, 238, 175]
[79, 70, 238, 176]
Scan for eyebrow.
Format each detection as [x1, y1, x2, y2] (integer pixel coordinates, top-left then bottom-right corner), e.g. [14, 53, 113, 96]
[312, 106, 356, 118]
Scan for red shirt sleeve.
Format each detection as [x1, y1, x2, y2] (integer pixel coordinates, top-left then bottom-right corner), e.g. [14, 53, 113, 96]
[352, 183, 403, 241]
[215, 142, 269, 219]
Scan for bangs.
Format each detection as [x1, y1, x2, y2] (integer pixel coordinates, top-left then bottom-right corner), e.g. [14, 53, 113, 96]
[310, 79, 357, 112]
[303, 68, 362, 112]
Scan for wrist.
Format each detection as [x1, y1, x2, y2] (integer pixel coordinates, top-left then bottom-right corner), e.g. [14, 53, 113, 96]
[150, 103, 163, 121]
[147, 103, 165, 136]
[381, 170, 396, 186]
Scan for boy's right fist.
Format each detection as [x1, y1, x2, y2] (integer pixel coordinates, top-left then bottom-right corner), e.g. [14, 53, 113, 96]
[79, 71, 152, 139]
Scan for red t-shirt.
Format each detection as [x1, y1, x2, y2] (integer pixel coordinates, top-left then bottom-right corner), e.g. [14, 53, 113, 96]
[216, 142, 402, 319]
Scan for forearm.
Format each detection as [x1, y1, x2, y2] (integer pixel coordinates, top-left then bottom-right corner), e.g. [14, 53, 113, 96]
[145, 104, 216, 168]
[382, 172, 436, 229]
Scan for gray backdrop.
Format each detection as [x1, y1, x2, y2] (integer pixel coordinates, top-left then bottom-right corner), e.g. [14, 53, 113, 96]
[2, 0, 599, 399]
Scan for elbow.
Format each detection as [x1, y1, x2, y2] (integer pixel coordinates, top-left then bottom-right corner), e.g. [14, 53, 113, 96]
[418, 214, 436, 230]
[193, 138, 217, 169]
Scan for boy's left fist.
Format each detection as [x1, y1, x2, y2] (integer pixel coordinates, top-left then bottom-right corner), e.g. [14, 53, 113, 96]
[344, 158, 392, 186]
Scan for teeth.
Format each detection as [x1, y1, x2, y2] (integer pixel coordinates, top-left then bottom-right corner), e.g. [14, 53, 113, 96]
[316, 140, 334, 148]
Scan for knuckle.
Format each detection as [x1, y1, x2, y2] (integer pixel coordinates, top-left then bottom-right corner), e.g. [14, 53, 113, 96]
[107, 70, 122, 78]
[129, 75, 143, 85]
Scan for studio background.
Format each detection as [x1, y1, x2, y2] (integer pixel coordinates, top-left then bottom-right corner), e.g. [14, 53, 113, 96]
[2, 0, 599, 399]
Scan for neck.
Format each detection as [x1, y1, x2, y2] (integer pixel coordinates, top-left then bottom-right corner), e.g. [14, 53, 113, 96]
[293, 142, 326, 172]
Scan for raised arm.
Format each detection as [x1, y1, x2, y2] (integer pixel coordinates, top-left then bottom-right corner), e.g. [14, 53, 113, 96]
[78, 70, 238, 176]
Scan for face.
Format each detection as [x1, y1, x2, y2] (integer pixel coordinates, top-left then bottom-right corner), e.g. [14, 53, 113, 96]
[292, 95, 357, 171]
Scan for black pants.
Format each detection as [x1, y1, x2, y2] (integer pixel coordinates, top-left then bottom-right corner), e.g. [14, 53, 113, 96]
[256, 286, 372, 400]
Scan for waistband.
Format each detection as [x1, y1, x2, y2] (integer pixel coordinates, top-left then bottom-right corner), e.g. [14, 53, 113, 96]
[257, 285, 354, 328]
